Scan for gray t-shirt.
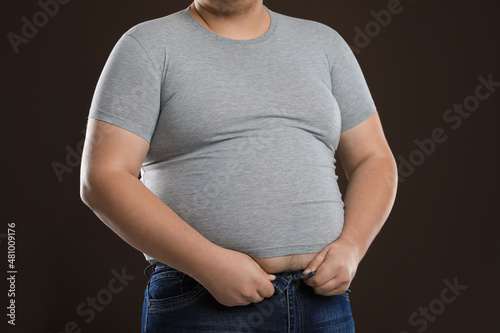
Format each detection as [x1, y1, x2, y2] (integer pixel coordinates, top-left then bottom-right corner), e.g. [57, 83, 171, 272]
[89, 6, 377, 263]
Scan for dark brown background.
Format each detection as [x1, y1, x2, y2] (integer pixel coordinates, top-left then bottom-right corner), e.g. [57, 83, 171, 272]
[1, 0, 499, 332]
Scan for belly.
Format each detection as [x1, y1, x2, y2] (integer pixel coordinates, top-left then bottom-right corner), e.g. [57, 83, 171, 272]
[253, 252, 318, 274]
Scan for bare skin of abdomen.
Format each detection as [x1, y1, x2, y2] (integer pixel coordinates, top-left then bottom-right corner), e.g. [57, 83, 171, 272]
[253, 253, 318, 274]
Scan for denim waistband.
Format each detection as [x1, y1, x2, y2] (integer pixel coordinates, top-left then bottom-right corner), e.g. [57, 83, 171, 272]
[271, 269, 316, 293]
[144, 262, 316, 294]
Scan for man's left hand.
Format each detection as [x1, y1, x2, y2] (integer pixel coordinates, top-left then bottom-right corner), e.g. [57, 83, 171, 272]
[301, 238, 362, 296]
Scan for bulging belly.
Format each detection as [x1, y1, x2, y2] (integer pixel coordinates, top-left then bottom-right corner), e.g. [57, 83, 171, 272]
[253, 252, 318, 274]
[145, 129, 344, 264]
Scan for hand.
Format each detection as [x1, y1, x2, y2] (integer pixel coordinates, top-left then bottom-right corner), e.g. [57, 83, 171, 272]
[302, 237, 361, 296]
[195, 247, 276, 307]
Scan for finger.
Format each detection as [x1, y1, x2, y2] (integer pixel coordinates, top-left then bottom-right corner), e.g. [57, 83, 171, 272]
[304, 259, 338, 287]
[307, 247, 343, 284]
[267, 274, 276, 281]
[314, 281, 350, 296]
[304, 272, 335, 288]
[313, 287, 347, 296]
[302, 248, 328, 275]
[255, 270, 276, 298]
[305, 270, 339, 289]
[311, 278, 340, 295]
[259, 280, 276, 298]
[251, 295, 265, 304]
[257, 288, 274, 299]
[329, 284, 350, 295]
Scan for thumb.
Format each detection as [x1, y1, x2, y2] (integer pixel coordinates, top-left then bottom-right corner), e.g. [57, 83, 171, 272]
[302, 249, 327, 275]
[267, 274, 276, 281]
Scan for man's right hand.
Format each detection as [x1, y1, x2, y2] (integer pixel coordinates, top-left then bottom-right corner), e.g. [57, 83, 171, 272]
[195, 247, 276, 307]
[81, 120, 276, 308]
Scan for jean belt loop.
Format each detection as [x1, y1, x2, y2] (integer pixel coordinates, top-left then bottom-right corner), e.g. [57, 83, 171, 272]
[144, 263, 156, 278]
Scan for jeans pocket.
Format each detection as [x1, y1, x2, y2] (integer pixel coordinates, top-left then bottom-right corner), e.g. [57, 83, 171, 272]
[147, 266, 206, 309]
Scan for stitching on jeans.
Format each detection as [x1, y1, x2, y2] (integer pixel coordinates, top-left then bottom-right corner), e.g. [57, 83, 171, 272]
[287, 282, 291, 333]
[144, 282, 150, 332]
[284, 293, 289, 332]
[295, 280, 305, 332]
[276, 292, 288, 332]
[148, 284, 207, 310]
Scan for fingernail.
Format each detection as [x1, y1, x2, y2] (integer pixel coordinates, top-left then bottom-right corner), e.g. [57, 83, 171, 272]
[302, 269, 311, 275]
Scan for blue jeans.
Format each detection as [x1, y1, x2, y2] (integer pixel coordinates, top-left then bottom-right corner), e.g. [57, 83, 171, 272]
[141, 262, 354, 332]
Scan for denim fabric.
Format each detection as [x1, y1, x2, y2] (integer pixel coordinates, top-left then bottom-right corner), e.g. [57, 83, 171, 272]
[141, 262, 354, 332]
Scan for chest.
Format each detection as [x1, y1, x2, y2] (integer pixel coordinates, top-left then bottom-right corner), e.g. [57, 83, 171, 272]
[151, 42, 341, 157]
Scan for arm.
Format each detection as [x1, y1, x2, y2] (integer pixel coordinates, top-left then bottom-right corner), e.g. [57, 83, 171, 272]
[80, 119, 275, 306]
[303, 111, 398, 295]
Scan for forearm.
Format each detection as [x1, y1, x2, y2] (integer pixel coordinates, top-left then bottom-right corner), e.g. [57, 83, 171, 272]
[338, 156, 398, 260]
[80, 171, 220, 281]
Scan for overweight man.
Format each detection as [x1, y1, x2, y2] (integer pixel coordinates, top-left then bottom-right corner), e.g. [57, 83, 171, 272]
[80, 0, 398, 332]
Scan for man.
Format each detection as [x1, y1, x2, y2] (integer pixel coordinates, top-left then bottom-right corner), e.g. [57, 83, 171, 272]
[80, 0, 398, 331]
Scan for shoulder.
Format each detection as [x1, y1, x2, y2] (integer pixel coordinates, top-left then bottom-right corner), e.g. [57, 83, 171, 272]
[108, 8, 191, 75]
[270, 9, 351, 63]
[271, 9, 342, 43]
[121, 8, 190, 47]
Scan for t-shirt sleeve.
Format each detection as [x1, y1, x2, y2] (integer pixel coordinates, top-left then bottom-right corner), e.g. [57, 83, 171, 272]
[88, 33, 161, 143]
[329, 30, 377, 132]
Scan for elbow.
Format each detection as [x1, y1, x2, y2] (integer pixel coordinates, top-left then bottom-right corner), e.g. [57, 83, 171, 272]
[80, 157, 109, 210]
[387, 154, 399, 191]
[80, 168, 130, 211]
[80, 181, 92, 208]
[80, 167, 103, 210]
[374, 153, 399, 198]
[350, 154, 399, 192]
[80, 175, 96, 209]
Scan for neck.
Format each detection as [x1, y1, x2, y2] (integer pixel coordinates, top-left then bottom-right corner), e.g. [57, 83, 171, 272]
[190, 0, 270, 40]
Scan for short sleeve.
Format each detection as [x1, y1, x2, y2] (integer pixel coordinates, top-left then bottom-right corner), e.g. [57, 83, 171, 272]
[329, 30, 377, 132]
[89, 33, 161, 142]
